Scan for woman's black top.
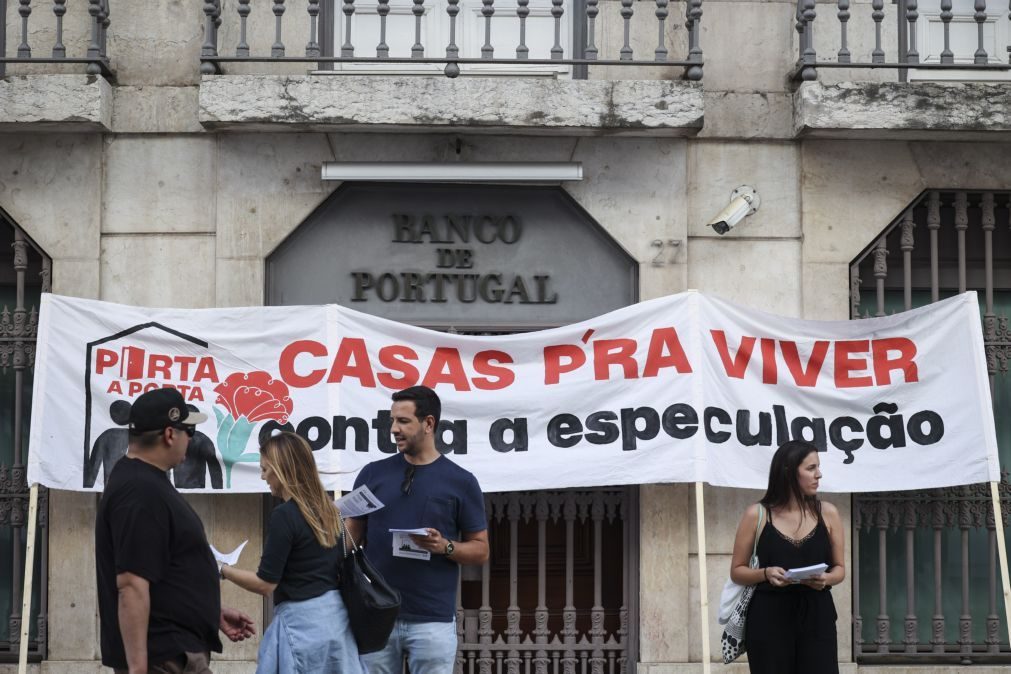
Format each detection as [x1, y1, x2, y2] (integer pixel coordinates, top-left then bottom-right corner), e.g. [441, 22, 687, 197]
[256, 500, 343, 606]
[754, 507, 833, 594]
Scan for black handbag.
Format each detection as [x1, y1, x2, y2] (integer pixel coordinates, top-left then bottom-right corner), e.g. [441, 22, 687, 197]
[339, 518, 401, 654]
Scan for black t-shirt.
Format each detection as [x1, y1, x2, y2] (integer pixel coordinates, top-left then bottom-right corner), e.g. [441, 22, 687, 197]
[95, 457, 223, 669]
[256, 499, 342, 606]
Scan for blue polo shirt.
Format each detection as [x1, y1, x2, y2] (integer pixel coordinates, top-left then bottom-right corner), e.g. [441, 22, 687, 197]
[351, 453, 486, 622]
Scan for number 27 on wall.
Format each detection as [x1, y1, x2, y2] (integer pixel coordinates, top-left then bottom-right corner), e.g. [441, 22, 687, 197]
[650, 239, 680, 267]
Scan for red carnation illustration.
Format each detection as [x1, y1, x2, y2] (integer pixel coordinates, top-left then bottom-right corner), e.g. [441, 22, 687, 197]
[215, 371, 293, 424]
[212, 371, 293, 487]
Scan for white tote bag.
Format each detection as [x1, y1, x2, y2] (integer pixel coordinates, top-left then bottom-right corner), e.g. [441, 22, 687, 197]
[718, 505, 764, 663]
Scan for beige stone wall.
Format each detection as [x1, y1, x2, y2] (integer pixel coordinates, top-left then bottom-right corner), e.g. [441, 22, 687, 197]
[4, 1, 1011, 671]
[10, 128, 1010, 673]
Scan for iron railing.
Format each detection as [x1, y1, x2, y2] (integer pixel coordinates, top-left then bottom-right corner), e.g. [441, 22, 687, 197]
[850, 189, 1011, 663]
[457, 489, 636, 674]
[199, 0, 704, 79]
[793, 0, 1011, 80]
[0, 0, 111, 77]
[854, 483, 1011, 663]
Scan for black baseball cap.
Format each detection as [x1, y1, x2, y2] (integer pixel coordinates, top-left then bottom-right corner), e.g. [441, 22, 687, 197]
[128, 388, 208, 435]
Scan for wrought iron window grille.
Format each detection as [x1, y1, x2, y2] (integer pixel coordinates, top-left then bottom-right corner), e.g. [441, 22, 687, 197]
[850, 189, 1011, 664]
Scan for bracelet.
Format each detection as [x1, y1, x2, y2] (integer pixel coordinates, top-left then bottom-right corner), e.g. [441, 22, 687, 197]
[763, 568, 769, 581]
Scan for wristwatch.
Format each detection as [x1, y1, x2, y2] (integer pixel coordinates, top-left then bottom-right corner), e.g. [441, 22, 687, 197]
[444, 541, 456, 557]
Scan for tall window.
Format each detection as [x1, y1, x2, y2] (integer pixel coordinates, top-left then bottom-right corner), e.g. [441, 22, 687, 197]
[0, 210, 50, 661]
[264, 182, 641, 671]
[849, 190, 1011, 662]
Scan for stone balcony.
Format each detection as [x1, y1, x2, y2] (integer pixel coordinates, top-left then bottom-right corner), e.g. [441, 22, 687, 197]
[0, 0, 112, 131]
[0, 75, 112, 131]
[197, 74, 704, 136]
[794, 81, 1011, 141]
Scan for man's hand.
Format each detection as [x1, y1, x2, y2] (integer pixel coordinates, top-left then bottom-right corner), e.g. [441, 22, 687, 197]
[220, 606, 256, 642]
[410, 528, 449, 553]
[409, 528, 490, 565]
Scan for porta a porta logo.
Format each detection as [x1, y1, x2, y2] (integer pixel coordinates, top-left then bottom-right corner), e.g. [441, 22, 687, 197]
[212, 371, 294, 488]
[83, 323, 218, 489]
[83, 324, 296, 491]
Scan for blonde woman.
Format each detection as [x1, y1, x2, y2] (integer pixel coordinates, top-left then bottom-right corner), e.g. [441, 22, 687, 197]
[220, 431, 362, 674]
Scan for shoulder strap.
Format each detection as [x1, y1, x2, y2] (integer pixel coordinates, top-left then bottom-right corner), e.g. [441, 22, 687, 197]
[339, 516, 357, 559]
[752, 505, 765, 557]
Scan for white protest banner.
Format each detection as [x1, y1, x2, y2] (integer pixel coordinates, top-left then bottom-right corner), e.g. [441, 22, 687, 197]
[28, 293, 699, 492]
[27, 291, 998, 493]
[698, 293, 999, 491]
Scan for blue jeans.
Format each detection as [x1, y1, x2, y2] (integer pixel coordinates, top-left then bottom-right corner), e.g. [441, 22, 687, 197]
[360, 618, 457, 674]
[256, 590, 364, 674]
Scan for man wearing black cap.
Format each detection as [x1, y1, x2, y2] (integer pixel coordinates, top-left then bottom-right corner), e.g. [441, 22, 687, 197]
[95, 388, 256, 674]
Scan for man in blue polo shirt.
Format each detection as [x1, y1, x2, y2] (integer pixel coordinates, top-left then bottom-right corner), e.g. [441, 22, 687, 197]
[347, 385, 489, 674]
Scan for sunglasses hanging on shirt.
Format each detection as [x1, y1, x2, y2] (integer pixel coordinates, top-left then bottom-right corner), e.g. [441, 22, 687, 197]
[401, 464, 416, 495]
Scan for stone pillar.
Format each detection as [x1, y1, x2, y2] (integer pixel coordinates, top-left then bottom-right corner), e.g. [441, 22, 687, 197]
[46, 491, 100, 663]
[638, 483, 691, 664]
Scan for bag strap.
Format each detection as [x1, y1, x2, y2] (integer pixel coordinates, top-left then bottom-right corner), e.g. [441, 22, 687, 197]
[752, 505, 765, 558]
[339, 516, 360, 558]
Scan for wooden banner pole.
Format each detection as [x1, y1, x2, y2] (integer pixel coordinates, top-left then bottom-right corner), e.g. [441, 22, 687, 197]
[988, 481, 1011, 647]
[695, 482, 711, 674]
[18, 483, 39, 674]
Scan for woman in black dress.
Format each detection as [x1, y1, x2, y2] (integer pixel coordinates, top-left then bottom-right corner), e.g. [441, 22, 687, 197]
[729, 440, 846, 674]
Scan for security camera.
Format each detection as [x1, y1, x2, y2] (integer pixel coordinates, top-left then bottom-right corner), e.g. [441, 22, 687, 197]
[707, 186, 760, 235]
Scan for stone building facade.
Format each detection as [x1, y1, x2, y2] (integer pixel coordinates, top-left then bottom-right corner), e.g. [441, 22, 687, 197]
[2, 0, 1011, 671]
